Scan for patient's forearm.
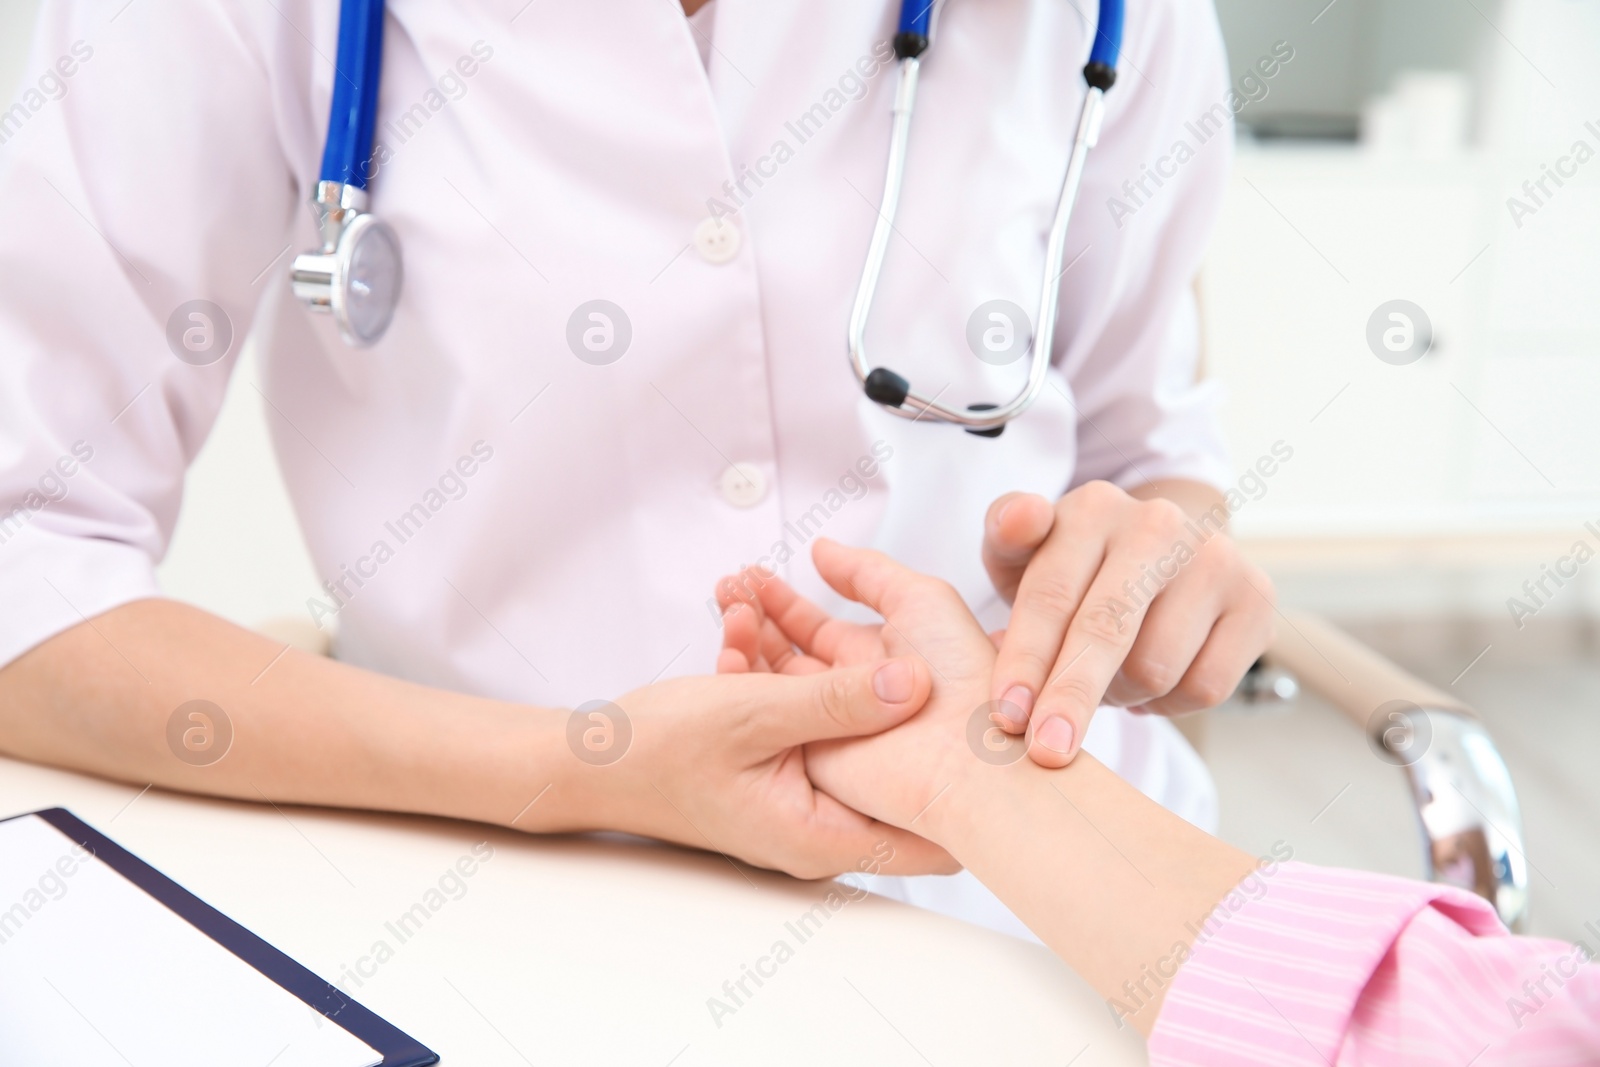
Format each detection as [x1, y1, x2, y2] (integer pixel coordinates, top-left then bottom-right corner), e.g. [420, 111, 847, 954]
[923, 754, 1256, 1035]
[0, 599, 566, 829]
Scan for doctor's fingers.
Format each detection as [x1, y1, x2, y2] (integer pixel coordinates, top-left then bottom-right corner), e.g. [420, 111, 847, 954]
[989, 521, 1117, 732]
[1102, 544, 1275, 710]
[981, 492, 1057, 604]
[992, 490, 1191, 733]
[1018, 538, 1187, 768]
[1140, 587, 1276, 717]
[737, 657, 932, 752]
[1099, 561, 1231, 708]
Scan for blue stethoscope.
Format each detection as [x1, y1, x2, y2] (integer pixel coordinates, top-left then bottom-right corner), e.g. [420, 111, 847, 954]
[854, 0, 1123, 436]
[290, 0, 400, 346]
[293, 0, 1123, 439]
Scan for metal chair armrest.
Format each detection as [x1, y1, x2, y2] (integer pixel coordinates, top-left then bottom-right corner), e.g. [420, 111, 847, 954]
[1266, 611, 1529, 931]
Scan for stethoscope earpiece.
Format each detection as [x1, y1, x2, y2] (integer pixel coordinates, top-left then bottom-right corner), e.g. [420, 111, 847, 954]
[863, 367, 911, 407]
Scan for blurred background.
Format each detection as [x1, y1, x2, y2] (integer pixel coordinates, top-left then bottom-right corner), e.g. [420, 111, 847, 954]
[1200, 0, 1600, 949]
[2, 0, 1596, 942]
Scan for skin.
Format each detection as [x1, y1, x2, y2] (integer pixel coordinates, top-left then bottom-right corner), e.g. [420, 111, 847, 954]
[980, 478, 1277, 768]
[719, 539, 1260, 1034]
[0, 598, 954, 879]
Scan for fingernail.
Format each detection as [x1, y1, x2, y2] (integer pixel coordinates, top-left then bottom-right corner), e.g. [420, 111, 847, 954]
[873, 660, 915, 704]
[995, 500, 1015, 530]
[1036, 716, 1075, 755]
[999, 685, 1033, 727]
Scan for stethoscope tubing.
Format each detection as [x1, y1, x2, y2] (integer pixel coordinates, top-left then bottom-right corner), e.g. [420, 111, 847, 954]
[849, 0, 1124, 434]
[320, 0, 385, 189]
[302, 0, 1124, 377]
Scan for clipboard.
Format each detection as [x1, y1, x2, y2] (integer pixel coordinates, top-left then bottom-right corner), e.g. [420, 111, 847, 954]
[0, 807, 438, 1067]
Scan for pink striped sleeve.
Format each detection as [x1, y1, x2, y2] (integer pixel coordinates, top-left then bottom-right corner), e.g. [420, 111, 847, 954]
[1147, 861, 1600, 1066]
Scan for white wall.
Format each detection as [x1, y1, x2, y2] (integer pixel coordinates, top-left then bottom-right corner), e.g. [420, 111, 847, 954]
[1207, 148, 1600, 541]
[1199, 0, 1600, 619]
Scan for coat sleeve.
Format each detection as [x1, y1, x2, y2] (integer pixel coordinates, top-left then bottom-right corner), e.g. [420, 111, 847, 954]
[0, 0, 304, 666]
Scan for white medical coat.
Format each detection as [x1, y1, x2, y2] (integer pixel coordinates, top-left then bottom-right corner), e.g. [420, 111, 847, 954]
[0, 0, 1234, 931]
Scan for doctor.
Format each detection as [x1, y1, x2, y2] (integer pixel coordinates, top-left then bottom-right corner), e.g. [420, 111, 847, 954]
[0, 0, 1272, 930]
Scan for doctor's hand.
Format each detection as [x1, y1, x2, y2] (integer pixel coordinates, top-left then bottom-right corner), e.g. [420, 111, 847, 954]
[981, 480, 1275, 768]
[586, 664, 958, 881]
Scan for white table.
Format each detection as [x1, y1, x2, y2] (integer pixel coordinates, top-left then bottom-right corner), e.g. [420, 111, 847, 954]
[0, 756, 1144, 1066]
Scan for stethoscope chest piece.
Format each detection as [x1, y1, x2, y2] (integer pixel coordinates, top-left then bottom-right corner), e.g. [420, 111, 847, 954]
[291, 0, 400, 347]
[291, 180, 404, 347]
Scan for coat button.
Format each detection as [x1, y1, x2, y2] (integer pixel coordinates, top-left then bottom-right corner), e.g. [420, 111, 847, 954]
[719, 463, 767, 507]
[694, 216, 741, 264]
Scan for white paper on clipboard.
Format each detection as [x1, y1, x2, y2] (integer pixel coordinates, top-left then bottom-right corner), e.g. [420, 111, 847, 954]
[0, 813, 381, 1067]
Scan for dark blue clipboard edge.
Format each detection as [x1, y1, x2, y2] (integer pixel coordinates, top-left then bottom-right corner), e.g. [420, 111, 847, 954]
[4, 807, 439, 1067]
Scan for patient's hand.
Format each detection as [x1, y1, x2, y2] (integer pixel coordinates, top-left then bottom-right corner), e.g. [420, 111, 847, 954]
[715, 564, 883, 675]
[716, 540, 1002, 830]
[718, 544, 1263, 1039]
[715, 559, 1005, 675]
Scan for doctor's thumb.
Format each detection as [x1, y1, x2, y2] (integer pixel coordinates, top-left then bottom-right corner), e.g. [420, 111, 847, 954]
[765, 658, 930, 749]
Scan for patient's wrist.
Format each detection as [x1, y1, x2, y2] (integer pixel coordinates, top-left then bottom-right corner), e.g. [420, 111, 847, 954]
[900, 702, 1043, 848]
[914, 748, 1107, 862]
[910, 754, 1017, 855]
